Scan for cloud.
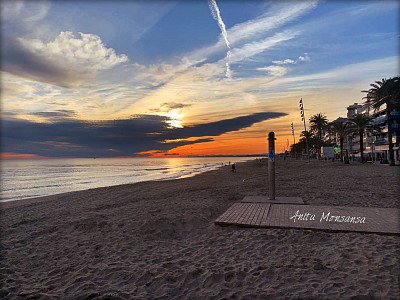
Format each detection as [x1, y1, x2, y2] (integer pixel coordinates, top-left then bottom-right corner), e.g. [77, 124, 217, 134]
[1, 37, 77, 87]
[277, 56, 398, 87]
[272, 59, 296, 65]
[1, 0, 25, 21]
[227, 1, 318, 46]
[150, 102, 193, 113]
[165, 112, 286, 140]
[1, 115, 169, 157]
[298, 53, 310, 62]
[1, 112, 286, 157]
[30, 110, 77, 120]
[185, 1, 318, 70]
[1, 0, 50, 22]
[229, 30, 299, 64]
[255, 52, 310, 78]
[272, 53, 310, 65]
[1, 32, 128, 87]
[257, 66, 288, 77]
[20, 31, 128, 70]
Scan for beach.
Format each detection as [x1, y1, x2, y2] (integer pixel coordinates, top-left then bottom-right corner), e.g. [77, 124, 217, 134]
[1, 159, 399, 299]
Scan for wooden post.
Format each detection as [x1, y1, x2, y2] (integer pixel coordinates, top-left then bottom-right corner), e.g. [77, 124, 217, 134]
[268, 132, 276, 200]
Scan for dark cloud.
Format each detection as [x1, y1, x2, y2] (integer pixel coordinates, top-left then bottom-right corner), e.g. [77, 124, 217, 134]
[1, 115, 169, 157]
[150, 101, 192, 113]
[162, 102, 192, 110]
[30, 110, 77, 119]
[164, 138, 215, 148]
[1, 37, 76, 87]
[164, 112, 286, 140]
[1, 112, 286, 157]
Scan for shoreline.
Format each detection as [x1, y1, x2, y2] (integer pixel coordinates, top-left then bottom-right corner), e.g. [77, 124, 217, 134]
[0, 157, 252, 206]
[2, 157, 395, 208]
[1, 159, 399, 298]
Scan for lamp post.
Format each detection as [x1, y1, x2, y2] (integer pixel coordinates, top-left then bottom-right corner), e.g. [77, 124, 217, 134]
[299, 98, 310, 162]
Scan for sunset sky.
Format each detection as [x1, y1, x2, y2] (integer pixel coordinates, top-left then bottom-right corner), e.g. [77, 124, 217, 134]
[1, 0, 399, 158]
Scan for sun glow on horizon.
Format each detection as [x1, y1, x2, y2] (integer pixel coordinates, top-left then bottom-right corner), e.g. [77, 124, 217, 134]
[166, 109, 184, 128]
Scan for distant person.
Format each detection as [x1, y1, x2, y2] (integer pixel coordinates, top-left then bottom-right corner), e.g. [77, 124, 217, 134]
[231, 163, 236, 173]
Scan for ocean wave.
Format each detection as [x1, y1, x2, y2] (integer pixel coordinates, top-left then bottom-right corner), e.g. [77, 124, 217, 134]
[1, 157, 251, 202]
[144, 167, 169, 171]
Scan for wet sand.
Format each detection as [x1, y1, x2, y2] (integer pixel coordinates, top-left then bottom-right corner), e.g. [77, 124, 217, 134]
[1, 159, 399, 299]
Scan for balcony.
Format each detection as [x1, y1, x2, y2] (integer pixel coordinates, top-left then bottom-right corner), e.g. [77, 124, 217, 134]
[374, 138, 388, 146]
[390, 111, 400, 119]
[372, 115, 387, 125]
[378, 125, 389, 133]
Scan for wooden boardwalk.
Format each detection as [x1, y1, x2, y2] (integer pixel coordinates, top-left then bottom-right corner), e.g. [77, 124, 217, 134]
[215, 203, 271, 227]
[215, 203, 400, 234]
[241, 195, 304, 204]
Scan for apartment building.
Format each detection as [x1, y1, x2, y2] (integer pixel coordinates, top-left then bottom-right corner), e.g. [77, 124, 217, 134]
[344, 102, 400, 164]
[368, 102, 400, 164]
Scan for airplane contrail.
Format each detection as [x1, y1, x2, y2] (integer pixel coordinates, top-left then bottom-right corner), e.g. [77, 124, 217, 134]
[225, 50, 231, 78]
[208, 0, 232, 78]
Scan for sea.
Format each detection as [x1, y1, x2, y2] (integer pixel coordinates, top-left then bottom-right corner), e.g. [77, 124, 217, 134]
[1, 157, 251, 202]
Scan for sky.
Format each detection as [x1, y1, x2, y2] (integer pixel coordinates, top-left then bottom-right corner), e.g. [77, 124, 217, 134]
[1, 0, 399, 158]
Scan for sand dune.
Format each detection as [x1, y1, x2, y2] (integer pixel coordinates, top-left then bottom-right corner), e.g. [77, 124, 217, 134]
[1, 159, 399, 299]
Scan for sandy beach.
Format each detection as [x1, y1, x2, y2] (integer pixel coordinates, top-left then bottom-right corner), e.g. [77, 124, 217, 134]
[1, 159, 399, 299]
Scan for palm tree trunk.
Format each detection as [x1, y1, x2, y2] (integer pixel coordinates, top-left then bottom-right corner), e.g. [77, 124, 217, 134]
[340, 137, 344, 162]
[359, 129, 364, 163]
[318, 130, 322, 159]
[387, 103, 395, 166]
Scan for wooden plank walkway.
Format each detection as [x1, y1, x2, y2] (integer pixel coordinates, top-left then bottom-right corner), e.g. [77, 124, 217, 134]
[215, 203, 400, 234]
[241, 195, 304, 204]
[215, 203, 271, 227]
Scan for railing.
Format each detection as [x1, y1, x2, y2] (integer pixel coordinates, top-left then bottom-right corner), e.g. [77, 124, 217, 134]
[374, 138, 388, 146]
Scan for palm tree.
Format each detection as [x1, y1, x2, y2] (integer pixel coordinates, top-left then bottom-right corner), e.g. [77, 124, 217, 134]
[300, 130, 317, 158]
[349, 114, 372, 163]
[329, 118, 351, 162]
[363, 77, 400, 166]
[309, 113, 328, 158]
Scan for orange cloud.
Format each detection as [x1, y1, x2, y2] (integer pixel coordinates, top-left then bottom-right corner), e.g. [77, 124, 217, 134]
[0, 152, 47, 160]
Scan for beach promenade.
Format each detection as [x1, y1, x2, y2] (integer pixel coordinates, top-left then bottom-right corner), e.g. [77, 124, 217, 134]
[1, 159, 399, 299]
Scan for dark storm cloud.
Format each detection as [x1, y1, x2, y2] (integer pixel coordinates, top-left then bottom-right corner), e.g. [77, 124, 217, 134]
[1, 115, 170, 157]
[164, 112, 286, 140]
[1, 112, 286, 157]
[1, 37, 75, 87]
